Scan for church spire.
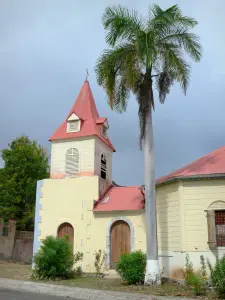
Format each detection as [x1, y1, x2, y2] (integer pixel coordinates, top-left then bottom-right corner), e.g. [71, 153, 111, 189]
[49, 81, 115, 152]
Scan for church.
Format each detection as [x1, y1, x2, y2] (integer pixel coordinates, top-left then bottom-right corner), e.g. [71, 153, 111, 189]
[33, 80, 225, 279]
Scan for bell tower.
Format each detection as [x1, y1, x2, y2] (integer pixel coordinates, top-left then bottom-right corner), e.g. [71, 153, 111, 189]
[49, 81, 115, 190]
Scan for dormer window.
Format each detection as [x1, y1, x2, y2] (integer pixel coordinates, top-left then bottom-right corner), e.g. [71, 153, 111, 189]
[67, 120, 80, 133]
[101, 125, 107, 138]
[67, 113, 81, 133]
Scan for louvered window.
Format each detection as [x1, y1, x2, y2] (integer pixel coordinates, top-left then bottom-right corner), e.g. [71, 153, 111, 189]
[67, 120, 80, 132]
[101, 154, 107, 179]
[65, 148, 79, 177]
[101, 125, 107, 138]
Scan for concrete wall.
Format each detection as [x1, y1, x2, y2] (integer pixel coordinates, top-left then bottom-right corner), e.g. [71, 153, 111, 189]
[0, 220, 16, 260]
[0, 221, 33, 262]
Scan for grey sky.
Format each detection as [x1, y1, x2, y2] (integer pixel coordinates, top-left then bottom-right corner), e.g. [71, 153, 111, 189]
[0, 0, 224, 186]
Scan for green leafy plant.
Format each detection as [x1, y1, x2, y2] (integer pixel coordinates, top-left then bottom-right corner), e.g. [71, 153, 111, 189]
[207, 255, 225, 298]
[184, 254, 194, 285]
[33, 236, 83, 279]
[200, 255, 207, 279]
[183, 254, 207, 296]
[0, 136, 49, 231]
[94, 250, 106, 275]
[188, 272, 206, 296]
[116, 250, 146, 285]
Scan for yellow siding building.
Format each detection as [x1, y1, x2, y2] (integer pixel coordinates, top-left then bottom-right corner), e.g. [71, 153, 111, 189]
[33, 81, 225, 280]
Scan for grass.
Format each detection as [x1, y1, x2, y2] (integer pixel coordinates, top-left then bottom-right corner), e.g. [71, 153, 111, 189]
[0, 262, 218, 299]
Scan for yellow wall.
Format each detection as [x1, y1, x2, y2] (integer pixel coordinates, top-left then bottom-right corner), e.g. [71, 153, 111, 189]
[39, 176, 146, 272]
[182, 179, 225, 251]
[156, 183, 182, 252]
[38, 176, 188, 273]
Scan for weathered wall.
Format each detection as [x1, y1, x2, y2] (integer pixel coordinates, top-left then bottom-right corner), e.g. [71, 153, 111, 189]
[0, 221, 33, 262]
[0, 220, 16, 260]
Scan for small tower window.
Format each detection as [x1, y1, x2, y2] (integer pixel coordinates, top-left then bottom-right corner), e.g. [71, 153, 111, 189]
[65, 148, 79, 177]
[101, 153, 107, 179]
[101, 125, 107, 138]
[67, 120, 80, 133]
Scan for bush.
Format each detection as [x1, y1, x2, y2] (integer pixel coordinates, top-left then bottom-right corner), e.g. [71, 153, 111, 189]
[187, 272, 206, 296]
[184, 254, 194, 285]
[33, 235, 83, 279]
[94, 250, 106, 275]
[116, 251, 146, 284]
[208, 255, 225, 298]
[183, 254, 207, 296]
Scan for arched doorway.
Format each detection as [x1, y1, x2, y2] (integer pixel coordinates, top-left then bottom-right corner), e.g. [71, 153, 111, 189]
[110, 220, 130, 269]
[57, 223, 74, 251]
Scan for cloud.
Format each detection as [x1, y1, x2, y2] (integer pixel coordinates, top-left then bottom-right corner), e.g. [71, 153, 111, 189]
[0, 0, 224, 186]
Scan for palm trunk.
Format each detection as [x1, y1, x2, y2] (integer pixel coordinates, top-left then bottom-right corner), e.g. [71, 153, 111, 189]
[144, 102, 160, 284]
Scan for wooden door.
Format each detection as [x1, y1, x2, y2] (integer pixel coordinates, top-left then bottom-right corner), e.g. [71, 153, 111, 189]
[57, 223, 74, 251]
[110, 221, 130, 269]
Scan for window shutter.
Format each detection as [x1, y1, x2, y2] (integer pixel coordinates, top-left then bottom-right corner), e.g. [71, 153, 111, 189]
[65, 148, 79, 177]
[207, 210, 216, 249]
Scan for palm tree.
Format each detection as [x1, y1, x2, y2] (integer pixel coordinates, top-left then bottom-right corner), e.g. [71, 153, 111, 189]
[95, 4, 202, 284]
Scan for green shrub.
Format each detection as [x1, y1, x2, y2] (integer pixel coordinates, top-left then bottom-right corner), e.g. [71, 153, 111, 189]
[184, 254, 194, 285]
[208, 255, 225, 298]
[33, 235, 83, 279]
[183, 254, 207, 296]
[188, 272, 206, 296]
[94, 250, 106, 275]
[116, 250, 146, 284]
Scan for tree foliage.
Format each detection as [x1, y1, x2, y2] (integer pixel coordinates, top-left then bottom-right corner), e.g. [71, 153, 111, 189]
[95, 4, 202, 147]
[0, 136, 49, 230]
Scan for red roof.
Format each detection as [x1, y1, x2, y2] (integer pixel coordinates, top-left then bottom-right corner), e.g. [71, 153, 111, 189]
[49, 81, 115, 152]
[157, 145, 225, 185]
[93, 186, 144, 212]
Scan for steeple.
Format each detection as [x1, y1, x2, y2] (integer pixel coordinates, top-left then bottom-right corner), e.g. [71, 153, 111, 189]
[49, 81, 115, 152]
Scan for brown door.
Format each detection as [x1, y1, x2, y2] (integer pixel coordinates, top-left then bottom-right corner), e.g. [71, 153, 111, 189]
[110, 221, 130, 269]
[57, 223, 74, 251]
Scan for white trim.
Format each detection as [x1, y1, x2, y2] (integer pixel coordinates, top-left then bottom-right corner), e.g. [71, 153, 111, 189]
[106, 216, 134, 268]
[67, 120, 80, 133]
[67, 113, 80, 121]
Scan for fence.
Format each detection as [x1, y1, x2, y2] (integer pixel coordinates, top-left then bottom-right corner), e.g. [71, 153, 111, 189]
[0, 220, 34, 263]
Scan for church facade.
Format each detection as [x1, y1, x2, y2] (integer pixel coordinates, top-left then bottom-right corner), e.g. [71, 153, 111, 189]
[33, 81, 225, 279]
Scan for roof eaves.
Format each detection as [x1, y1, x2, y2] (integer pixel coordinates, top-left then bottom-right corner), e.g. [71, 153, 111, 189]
[156, 173, 225, 187]
[93, 208, 145, 213]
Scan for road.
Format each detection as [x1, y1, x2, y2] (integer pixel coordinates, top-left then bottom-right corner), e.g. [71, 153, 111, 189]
[0, 288, 79, 300]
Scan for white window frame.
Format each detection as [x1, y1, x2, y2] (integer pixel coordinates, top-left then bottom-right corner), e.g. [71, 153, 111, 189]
[67, 120, 80, 133]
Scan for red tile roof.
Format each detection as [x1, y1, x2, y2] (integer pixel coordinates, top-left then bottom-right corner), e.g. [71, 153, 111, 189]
[49, 81, 115, 152]
[93, 186, 144, 212]
[157, 145, 225, 185]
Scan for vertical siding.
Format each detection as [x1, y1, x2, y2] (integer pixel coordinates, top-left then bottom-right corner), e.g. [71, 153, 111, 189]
[156, 183, 181, 251]
[94, 138, 113, 182]
[50, 138, 95, 177]
[182, 179, 225, 251]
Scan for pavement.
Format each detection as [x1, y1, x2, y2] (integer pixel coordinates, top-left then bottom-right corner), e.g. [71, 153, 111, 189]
[0, 278, 196, 300]
[0, 288, 70, 300]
